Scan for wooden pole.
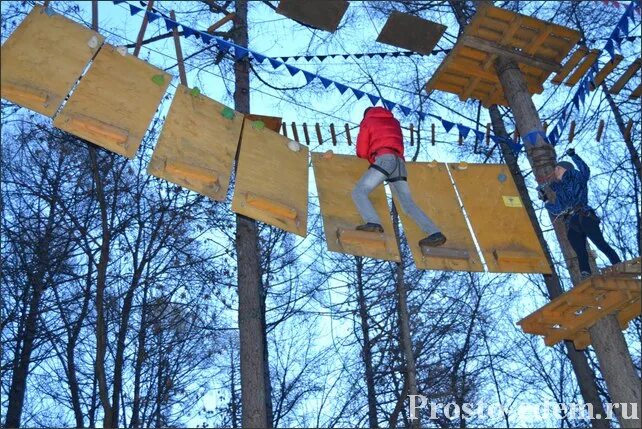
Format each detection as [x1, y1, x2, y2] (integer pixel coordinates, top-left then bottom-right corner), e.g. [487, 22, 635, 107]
[290, 122, 299, 142]
[208, 13, 235, 33]
[431, 123, 435, 146]
[485, 123, 490, 145]
[409, 124, 414, 146]
[330, 123, 337, 146]
[596, 119, 605, 142]
[302, 123, 310, 145]
[345, 124, 352, 145]
[281, 122, 288, 137]
[169, 10, 188, 86]
[315, 123, 322, 145]
[133, 0, 155, 58]
[568, 120, 576, 144]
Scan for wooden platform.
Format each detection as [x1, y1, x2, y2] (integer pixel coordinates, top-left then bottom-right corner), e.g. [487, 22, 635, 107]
[425, 5, 580, 106]
[518, 258, 641, 350]
[312, 153, 400, 261]
[276, 0, 348, 32]
[148, 85, 244, 201]
[53, 44, 171, 159]
[393, 162, 483, 271]
[232, 119, 308, 237]
[0, 5, 104, 117]
[449, 163, 551, 273]
[376, 11, 446, 55]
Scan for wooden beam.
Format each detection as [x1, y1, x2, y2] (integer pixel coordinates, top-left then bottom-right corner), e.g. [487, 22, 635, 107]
[281, 122, 288, 137]
[461, 35, 561, 73]
[564, 49, 600, 87]
[568, 120, 576, 143]
[290, 122, 299, 142]
[302, 123, 310, 145]
[431, 123, 435, 146]
[624, 119, 633, 140]
[590, 55, 623, 90]
[524, 25, 552, 55]
[630, 83, 642, 99]
[330, 123, 337, 146]
[485, 123, 490, 145]
[133, 0, 155, 58]
[208, 13, 235, 33]
[169, 10, 188, 86]
[609, 59, 642, 95]
[409, 124, 414, 146]
[315, 123, 322, 145]
[551, 46, 588, 84]
[461, 76, 482, 100]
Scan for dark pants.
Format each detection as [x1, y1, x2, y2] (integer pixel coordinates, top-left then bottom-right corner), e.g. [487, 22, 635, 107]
[566, 210, 621, 273]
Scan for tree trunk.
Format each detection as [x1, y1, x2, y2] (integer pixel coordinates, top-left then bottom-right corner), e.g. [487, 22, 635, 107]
[88, 146, 114, 428]
[232, 1, 270, 427]
[488, 107, 609, 428]
[495, 55, 640, 428]
[391, 204, 420, 429]
[355, 256, 379, 428]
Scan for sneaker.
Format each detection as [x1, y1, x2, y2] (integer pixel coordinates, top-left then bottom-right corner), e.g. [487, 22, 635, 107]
[356, 223, 384, 233]
[580, 271, 592, 281]
[419, 232, 447, 248]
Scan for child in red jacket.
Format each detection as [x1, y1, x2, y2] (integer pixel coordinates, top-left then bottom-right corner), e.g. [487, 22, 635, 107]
[352, 107, 446, 248]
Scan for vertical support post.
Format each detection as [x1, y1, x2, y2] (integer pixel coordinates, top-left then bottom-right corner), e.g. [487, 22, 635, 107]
[315, 123, 323, 145]
[170, 10, 188, 86]
[409, 124, 414, 146]
[568, 120, 576, 144]
[290, 122, 299, 142]
[133, 0, 155, 58]
[485, 123, 490, 145]
[596, 119, 605, 142]
[281, 122, 288, 137]
[431, 123, 435, 146]
[330, 123, 337, 146]
[302, 123, 310, 145]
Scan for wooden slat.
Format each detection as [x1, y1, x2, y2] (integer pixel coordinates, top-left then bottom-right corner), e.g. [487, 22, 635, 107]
[345, 124, 352, 145]
[630, 83, 642, 99]
[609, 59, 642, 95]
[291, 122, 299, 142]
[564, 49, 600, 86]
[330, 123, 337, 146]
[596, 119, 605, 142]
[551, 46, 588, 84]
[302, 122, 310, 145]
[590, 55, 623, 90]
[315, 123, 323, 144]
[461, 35, 561, 73]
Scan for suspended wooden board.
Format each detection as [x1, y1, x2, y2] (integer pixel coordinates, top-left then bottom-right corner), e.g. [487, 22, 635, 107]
[312, 153, 400, 262]
[425, 5, 580, 106]
[449, 163, 551, 273]
[376, 11, 446, 55]
[518, 257, 641, 350]
[0, 5, 104, 117]
[147, 85, 243, 201]
[276, 0, 348, 32]
[232, 120, 308, 237]
[392, 162, 482, 271]
[53, 44, 171, 159]
[244, 114, 282, 132]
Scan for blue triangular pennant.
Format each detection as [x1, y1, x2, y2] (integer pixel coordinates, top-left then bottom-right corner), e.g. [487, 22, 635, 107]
[475, 130, 485, 142]
[442, 119, 455, 133]
[164, 17, 179, 31]
[281, 57, 290, 62]
[182, 25, 199, 38]
[251, 51, 266, 63]
[399, 105, 412, 116]
[319, 77, 332, 88]
[457, 124, 470, 139]
[234, 46, 249, 60]
[367, 94, 380, 105]
[334, 82, 348, 94]
[417, 112, 426, 121]
[618, 15, 629, 34]
[351, 88, 365, 100]
[216, 38, 232, 53]
[129, 4, 143, 15]
[285, 64, 300, 76]
[304, 56, 315, 61]
[201, 33, 213, 44]
[268, 58, 282, 69]
[113, 0, 126, 4]
[605, 39, 615, 58]
[354, 54, 363, 59]
[382, 99, 396, 111]
[146, 11, 161, 22]
[302, 71, 316, 84]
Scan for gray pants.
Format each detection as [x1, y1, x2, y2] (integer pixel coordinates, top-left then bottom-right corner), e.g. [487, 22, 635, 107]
[351, 154, 440, 235]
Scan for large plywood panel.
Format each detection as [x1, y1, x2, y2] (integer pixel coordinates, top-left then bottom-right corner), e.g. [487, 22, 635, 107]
[450, 163, 551, 273]
[276, 0, 348, 32]
[53, 44, 171, 158]
[393, 162, 483, 271]
[232, 120, 308, 237]
[312, 153, 400, 262]
[147, 84, 243, 201]
[0, 5, 104, 116]
[376, 11, 446, 55]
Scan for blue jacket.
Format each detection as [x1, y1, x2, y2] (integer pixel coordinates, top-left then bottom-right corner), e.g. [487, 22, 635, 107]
[544, 154, 591, 216]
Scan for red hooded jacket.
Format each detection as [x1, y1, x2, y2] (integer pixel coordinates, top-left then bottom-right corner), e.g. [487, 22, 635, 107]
[356, 107, 404, 164]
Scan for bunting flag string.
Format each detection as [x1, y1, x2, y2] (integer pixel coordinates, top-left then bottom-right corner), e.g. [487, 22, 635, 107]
[275, 48, 450, 63]
[546, 0, 639, 146]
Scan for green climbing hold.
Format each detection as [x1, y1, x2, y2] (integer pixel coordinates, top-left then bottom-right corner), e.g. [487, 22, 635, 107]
[252, 120, 265, 130]
[221, 106, 235, 120]
[190, 87, 201, 97]
[151, 74, 165, 86]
